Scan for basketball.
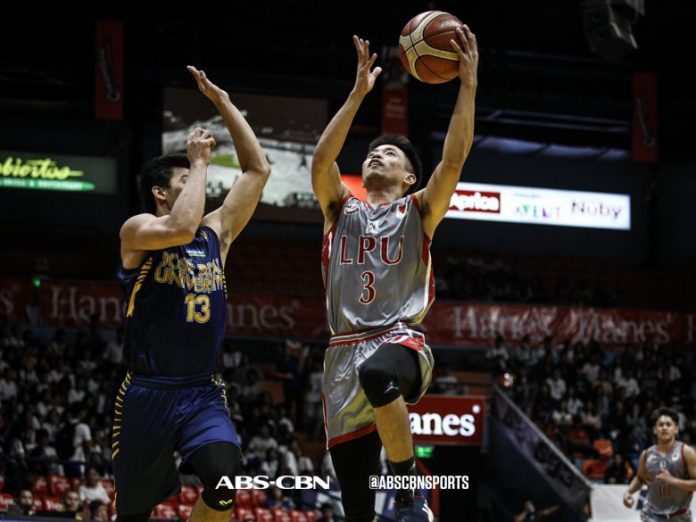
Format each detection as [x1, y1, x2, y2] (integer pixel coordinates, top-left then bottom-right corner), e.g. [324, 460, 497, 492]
[399, 11, 464, 84]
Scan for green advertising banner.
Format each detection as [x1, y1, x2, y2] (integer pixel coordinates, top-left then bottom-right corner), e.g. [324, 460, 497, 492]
[0, 151, 117, 194]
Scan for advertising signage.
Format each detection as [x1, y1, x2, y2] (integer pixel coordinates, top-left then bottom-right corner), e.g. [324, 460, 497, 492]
[0, 151, 117, 194]
[163, 88, 326, 223]
[446, 182, 631, 230]
[408, 395, 486, 446]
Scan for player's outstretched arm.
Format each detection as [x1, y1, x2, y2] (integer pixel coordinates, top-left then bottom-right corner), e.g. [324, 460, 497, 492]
[188, 66, 272, 258]
[120, 128, 215, 261]
[312, 36, 381, 229]
[416, 25, 478, 239]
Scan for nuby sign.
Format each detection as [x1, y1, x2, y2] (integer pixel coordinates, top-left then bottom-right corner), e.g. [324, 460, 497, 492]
[446, 182, 631, 230]
[408, 395, 485, 446]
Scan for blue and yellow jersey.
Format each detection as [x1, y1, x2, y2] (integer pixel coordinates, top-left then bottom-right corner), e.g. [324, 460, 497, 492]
[118, 226, 227, 377]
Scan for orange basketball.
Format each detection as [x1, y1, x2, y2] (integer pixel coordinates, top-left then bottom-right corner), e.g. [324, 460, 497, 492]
[399, 11, 463, 84]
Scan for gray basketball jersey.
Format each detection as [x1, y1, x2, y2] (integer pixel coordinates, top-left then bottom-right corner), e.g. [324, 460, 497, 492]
[322, 195, 435, 335]
[644, 442, 692, 515]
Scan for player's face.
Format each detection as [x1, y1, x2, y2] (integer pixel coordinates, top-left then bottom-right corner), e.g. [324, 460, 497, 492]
[362, 145, 415, 192]
[653, 415, 678, 442]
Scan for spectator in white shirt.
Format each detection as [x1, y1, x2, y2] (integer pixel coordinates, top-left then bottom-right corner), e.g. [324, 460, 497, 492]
[546, 368, 566, 402]
[581, 355, 601, 384]
[0, 369, 18, 400]
[102, 329, 124, 365]
[247, 424, 278, 460]
[78, 467, 111, 504]
[565, 387, 584, 417]
[616, 369, 640, 398]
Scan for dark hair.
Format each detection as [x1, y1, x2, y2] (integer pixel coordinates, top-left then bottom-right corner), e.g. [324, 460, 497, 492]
[651, 407, 679, 426]
[137, 153, 190, 214]
[88, 500, 104, 515]
[368, 135, 423, 194]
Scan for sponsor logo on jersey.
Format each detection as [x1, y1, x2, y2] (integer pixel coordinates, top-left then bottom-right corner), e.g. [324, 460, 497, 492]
[344, 202, 359, 214]
[366, 221, 380, 234]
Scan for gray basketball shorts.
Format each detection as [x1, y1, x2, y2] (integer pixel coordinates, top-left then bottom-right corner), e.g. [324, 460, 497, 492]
[322, 323, 434, 449]
[641, 509, 692, 522]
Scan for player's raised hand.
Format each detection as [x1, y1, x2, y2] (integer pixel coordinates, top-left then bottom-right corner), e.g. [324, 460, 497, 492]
[186, 127, 216, 165]
[187, 65, 230, 106]
[449, 25, 478, 89]
[352, 35, 382, 97]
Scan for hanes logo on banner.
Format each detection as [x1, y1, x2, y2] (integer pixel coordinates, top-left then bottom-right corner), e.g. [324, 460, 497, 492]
[408, 395, 485, 445]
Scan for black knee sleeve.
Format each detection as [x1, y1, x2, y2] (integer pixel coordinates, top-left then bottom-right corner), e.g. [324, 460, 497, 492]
[330, 431, 382, 522]
[358, 344, 421, 408]
[187, 442, 242, 511]
[359, 357, 402, 408]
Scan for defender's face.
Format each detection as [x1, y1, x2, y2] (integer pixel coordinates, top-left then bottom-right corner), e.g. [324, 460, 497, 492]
[165, 167, 190, 205]
[153, 167, 190, 212]
[653, 415, 678, 442]
[362, 145, 415, 191]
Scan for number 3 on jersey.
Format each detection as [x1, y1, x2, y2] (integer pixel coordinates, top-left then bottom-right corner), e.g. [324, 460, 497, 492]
[359, 271, 376, 304]
[185, 293, 211, 323]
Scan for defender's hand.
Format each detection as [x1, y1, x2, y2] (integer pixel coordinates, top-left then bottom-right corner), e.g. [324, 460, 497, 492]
[187, 65, 230, 106]
[186, 127, 216, 165]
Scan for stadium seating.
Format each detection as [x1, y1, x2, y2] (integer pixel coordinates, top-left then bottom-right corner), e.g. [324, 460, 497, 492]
[236, 489, 254, 509]
[48, 474, 71, 496]
[153, 503, 177, 518]
[0, 493, 13, 511]
[255, 507, 274, 522]
[252, 489, 269, 508]
[179, 484, 198, 505]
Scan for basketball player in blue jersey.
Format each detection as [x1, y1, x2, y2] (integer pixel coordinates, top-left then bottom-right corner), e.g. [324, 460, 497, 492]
[312, 27, 477, 522]
[114, 66, 271, 522]
[624, 408, 696, 522]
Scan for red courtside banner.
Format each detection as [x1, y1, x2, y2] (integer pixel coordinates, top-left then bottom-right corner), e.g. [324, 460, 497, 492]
[632, 71, 658, 164]
[95, 20, 124, 120]
[1, 277, 695, 347]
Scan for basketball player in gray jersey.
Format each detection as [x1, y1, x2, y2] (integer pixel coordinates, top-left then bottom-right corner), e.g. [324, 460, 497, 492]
[624, 408, 696, 522]
[312, 27, 478, 522]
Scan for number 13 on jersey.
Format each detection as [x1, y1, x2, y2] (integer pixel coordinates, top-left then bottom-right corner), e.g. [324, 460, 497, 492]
[185, 293, 211, 323]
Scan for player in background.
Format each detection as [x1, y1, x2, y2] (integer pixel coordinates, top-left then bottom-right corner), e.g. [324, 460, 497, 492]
[312, 26, 478, 522]
[114, 66, 271, 522]
[623, 408, 696, 522]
